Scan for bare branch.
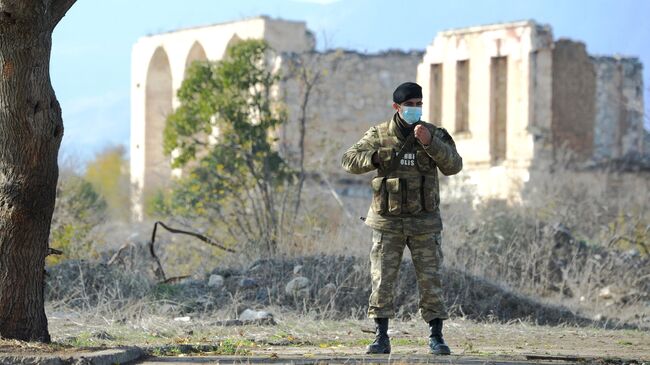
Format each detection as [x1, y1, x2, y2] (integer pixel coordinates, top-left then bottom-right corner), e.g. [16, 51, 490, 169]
[47, 247, 63, 256]
[162, 275, 191, 284]
[293, 61, 322, 220]
[318, 171, 352, 219]
[152, 220, 237, 254]
[50, 0, 77, 27]
[106, 243, 133, 266]
[146, 220, 237, 283]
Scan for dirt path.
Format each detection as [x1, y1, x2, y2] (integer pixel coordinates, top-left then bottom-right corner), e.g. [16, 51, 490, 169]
[138, 354, 580, 364]
[44, 315, 650, 364]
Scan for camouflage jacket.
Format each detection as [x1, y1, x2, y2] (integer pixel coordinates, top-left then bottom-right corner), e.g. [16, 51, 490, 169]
[341, 114, 463, 234]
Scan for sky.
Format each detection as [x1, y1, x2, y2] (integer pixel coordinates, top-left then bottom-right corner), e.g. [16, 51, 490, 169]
[51, 0, 650, 163]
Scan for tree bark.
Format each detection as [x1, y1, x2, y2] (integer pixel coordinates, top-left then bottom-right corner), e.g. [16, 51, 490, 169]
[0, 0, 76, 342]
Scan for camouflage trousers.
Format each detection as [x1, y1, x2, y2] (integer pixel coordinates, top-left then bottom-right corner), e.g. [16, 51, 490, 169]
[367, 229, 448, 322]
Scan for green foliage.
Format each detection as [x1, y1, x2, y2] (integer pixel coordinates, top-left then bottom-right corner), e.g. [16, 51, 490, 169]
[150, 283, 181, 300]
[144, 188, 169, 218]
[161, 39, 296, 256]
[61, 331, 99, 347]
[215, 339, 254, 355]
[84, 145, 130, 220]
[164, 40, 286, 168]
[149, 341, 252, 356]
[49, 174, 107, 264]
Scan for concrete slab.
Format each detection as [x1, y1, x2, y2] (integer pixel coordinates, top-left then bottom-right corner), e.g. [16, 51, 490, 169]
[0, 347, 144, 365]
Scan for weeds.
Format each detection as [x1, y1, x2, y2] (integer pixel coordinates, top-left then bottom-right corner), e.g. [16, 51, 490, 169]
[148, 342, 252, 357]
[45, 167, 649, 330]
[440, 168, 649, 327]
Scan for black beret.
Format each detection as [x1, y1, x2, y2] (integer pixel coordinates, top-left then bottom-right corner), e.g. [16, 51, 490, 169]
[392, 82, 422, 104]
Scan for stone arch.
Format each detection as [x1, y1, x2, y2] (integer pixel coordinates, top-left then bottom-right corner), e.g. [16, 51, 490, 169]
[222, 34, 242, 58]
[144, 46, 173, 194]
[184, 41, 208, 77]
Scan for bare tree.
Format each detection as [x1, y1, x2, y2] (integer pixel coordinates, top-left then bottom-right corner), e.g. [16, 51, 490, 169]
[290, 54, 322, 219]
[284, 51, 346, 219]
[0, 0, 76, 342]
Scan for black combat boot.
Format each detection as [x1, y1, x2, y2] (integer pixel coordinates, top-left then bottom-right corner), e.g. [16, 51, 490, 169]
[428, 318, 451, 355]
[366, 318, 391, 354]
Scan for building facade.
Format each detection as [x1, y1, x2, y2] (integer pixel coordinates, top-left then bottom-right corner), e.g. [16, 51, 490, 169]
[417, 21, 644, 200]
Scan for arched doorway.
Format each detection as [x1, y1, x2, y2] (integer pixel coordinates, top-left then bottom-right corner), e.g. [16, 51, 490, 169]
[184, 41, 208, 77]
[222, 34, 242, 58]
[144, 46, 173, 196]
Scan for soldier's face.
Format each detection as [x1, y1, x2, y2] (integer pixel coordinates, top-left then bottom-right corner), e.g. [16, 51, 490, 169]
[393, 98, 423, 118]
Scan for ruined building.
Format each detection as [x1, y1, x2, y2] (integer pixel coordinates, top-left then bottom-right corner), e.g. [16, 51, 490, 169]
[130, 17, 645, 219]
[417, 21, 645, 199]
[129, 16, 421, 219]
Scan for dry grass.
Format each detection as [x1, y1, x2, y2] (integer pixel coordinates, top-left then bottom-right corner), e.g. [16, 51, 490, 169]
[43, 310, 650, 360]
[439, 168, 649, 327]
[45, 167, 649, 331]
[264, 168, 649, 328]
[45, 249, 620, 332]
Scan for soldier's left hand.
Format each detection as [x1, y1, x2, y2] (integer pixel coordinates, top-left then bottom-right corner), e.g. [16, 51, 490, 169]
[414, 125, 432, 145]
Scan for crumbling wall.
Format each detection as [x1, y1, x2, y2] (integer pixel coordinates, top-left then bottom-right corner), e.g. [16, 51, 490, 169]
[129, 19, 648, 215]
[279, 49, 423, 177]
[592, 56, 644, 161]
[551, 39, 596, 161]
[528, 26, 555, 169]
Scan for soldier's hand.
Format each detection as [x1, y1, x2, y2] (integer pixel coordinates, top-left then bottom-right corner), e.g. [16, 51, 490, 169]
[414, 125, 432, 145]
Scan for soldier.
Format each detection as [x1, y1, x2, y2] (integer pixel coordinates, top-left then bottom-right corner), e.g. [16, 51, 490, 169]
[341, 82, 462, 355]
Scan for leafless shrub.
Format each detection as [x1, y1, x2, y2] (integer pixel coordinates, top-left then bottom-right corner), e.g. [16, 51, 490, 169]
[441, 166, 649, 327]
[45, 159, 649, 330]
[47, 252, 607, 328]
[46, 260, 151, 311]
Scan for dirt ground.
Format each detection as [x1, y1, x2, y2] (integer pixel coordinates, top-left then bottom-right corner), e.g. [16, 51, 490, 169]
[39, 312, 650, 363]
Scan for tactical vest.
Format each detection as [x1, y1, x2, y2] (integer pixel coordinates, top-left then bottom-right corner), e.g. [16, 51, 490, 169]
[370, 121, 440, 217]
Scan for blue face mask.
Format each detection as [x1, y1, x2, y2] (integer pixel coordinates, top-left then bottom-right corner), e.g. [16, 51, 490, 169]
[401, 106, 422, 124]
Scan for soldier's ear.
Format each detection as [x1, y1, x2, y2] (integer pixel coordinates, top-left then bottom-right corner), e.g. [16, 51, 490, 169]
[392, 103, 400, 111]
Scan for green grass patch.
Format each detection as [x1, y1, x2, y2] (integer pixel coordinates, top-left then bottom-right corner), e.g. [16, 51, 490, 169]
[217, 339, 255, 355]
[616, 340, 633, 346]
[59, 332, 109, 348]
[149, 340, 254, 357]
[150, 283, 181, 300]
[265, 332, 313, 346]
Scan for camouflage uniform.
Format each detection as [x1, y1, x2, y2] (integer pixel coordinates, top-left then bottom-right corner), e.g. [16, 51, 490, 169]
[341, 114, 462, 323]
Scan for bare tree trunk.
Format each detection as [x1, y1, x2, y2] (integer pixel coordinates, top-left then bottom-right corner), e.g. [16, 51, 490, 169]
[292, 62, 321, 221]
[0, 0, 76, 342]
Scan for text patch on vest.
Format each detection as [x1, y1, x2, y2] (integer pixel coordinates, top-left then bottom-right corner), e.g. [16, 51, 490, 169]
[398, 151, 416, 167]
